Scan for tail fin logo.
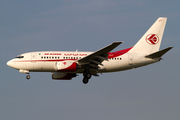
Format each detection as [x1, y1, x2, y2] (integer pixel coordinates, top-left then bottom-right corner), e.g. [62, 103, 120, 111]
[146, 34, 159, 45]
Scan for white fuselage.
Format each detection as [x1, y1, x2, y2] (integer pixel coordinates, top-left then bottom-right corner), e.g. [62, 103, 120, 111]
[7, 51, 159, 73]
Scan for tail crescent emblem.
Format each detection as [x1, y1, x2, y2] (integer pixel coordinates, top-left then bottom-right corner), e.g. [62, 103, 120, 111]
[146, 34, 159, 45]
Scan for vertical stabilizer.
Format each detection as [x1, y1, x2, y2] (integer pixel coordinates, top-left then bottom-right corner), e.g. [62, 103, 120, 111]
[129, 17, 167, 54]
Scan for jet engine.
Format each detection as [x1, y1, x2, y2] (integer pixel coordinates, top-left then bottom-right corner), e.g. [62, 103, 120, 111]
[52, 72, 77, 80]
[55, 61, 77, 72]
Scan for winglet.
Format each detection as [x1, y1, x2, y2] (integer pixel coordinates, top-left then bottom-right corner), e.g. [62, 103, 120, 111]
[145, 47, 173, 58]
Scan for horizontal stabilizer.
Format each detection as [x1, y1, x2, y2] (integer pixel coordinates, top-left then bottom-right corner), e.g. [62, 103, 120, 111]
[145, 47, 173, 58]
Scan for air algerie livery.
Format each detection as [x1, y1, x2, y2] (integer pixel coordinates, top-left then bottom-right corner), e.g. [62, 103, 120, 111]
[7, 17, 173, 84]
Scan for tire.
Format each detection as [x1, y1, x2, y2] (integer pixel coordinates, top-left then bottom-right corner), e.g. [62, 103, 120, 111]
[86, 73, 91, 79]
[83, 77, 89, 84]
[26, 75, 30, 80]
[83, 72, 91, 79]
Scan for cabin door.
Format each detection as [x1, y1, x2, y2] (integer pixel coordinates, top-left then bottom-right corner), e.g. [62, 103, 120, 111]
[31, 53, 37, 63]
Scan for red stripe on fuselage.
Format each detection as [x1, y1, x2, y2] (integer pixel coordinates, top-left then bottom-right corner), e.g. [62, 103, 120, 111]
[108, 47, 132, 58]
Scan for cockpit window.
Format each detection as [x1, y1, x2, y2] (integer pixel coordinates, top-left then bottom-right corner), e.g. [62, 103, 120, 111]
[16, 55, 24, 58]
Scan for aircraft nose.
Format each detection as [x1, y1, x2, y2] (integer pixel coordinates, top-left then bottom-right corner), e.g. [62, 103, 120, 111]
[7, 60, 14, 68]
[7, 60, 12, 67]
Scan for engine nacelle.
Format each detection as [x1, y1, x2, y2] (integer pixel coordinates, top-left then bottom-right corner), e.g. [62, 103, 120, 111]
[55, 61, 77, 72]
[52, 72, 77, 80]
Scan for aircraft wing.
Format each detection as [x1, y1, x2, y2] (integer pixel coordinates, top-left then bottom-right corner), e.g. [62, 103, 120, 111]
[77, 42, 123, 67]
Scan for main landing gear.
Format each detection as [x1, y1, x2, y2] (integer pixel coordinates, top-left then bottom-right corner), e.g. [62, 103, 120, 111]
[83, 71, 92, 84]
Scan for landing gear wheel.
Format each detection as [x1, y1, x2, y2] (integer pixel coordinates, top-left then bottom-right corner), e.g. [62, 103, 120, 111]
[86, 73, 91, 79]
[83, 77, 89, 84]
[82, 73, 91, 84]
[26, 75, 30, 80]
[82, 67, 92, 84]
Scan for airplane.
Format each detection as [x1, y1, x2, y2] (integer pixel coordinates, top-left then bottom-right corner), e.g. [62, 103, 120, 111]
[7, 17, 173, 84]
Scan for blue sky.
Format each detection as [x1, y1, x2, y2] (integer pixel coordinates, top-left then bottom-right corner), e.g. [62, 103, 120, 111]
[1, 0, 180, 120]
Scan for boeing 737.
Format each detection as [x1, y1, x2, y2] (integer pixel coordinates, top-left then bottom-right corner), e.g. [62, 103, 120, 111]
[7, 17, 173, 84]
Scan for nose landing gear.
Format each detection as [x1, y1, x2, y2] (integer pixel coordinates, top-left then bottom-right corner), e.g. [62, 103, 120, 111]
[19, 70, 30, 80]
[26, 74, 30, 80]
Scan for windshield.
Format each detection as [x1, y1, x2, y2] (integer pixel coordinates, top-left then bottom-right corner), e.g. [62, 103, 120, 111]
[16, 55, 24, 59]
